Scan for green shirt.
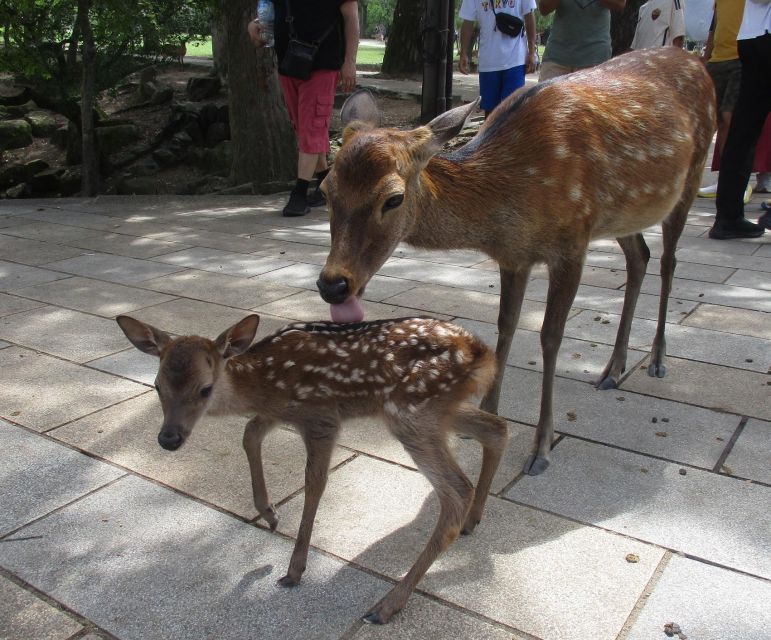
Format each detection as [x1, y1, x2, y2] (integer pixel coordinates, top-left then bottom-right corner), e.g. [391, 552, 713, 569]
[542, 0, 612, 68]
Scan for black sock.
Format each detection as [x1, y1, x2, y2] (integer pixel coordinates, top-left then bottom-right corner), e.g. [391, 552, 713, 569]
[292, 178, 310, 196]
[314, 168, 330, 183]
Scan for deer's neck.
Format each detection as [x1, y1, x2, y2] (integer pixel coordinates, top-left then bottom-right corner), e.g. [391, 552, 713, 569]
[207, 354, 268, 417]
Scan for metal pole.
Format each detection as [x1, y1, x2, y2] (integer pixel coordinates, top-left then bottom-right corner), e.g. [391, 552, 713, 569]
[445, 0, 455, 110]
[435, 0, 449, 115]
[421, 0, 440, 122]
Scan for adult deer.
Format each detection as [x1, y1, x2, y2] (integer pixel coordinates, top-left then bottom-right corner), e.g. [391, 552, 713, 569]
[117, 314, 507, 624]
[317, 48, 716, 475]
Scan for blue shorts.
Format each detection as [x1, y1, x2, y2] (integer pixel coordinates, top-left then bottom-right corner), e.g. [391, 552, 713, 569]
[479, 65, 526, 111]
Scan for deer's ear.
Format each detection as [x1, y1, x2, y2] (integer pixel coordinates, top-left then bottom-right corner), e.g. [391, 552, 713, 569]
[116, 316, 170, 357]
[215, 315, 260, 359]
[425, 98, 480, 149]
[340, 88, 381, 127]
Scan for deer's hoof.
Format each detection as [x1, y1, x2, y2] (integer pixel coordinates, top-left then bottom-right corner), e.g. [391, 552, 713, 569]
[596, 375, 619, 390]
[277, 574, 301, 588]
[461, 517, 480, 535]
[263, 510, 279, 531]
[647, 362, 667, 378]
[523, 454, 550, 476]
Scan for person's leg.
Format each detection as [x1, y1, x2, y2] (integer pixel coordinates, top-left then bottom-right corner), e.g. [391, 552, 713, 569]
[478, 70, 503, 117]
[537, 60, 571, 82]
[277, 75, 311, 217]
[499, 64, 526, 104]
[700, 60, 740, 196]
[711, 36, 771, 238]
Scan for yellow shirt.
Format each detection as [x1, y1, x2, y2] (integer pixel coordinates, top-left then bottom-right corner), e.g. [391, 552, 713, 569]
[712, 0, 744, 62]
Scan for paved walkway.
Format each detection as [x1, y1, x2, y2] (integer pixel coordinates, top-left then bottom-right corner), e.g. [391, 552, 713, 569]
[1, 89, 770, 640]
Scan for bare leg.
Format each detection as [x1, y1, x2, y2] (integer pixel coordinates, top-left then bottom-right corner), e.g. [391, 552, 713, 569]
[452, 403, 508, 534]
[243, 416, 279, 530]
[480, 268, 531, 414]
[279, 421, 338, 587]
[597, 234, 650, 390]
[525, 256, 584, 475]
[365, 417, 473, 624]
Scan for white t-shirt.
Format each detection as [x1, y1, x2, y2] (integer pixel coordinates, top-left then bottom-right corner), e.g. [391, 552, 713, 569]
[630, 0, 686, 49]
[737, 0, 771, 40]
[459, 0, 537, 72]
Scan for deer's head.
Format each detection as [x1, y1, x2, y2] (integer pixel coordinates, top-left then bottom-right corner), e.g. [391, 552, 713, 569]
[317, 90, 478, 322]
[116, 315, 260, 450]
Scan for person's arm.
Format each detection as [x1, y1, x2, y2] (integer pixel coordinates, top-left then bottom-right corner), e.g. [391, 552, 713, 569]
[248, 17, 266, 48]
[702, 7, 715, 61]
[670, 0, 686, 48]
[459, 19, 474, 74]
[538, 0, 560, 16]
[598, 0, 626, 11]
[525, 12, 537, 73]
[339, 0, 359, 93]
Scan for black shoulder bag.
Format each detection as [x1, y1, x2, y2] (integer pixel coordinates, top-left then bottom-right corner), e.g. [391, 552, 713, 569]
[490, 2, 524, 38]
[279, 0, 337, 80]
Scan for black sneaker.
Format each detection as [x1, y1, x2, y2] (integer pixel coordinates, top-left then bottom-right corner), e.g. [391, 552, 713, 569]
[282, 191, 310, 217]
[758, 211, 771, 229]
[307, 186, 326, 208]
[708, 218, 765, 240]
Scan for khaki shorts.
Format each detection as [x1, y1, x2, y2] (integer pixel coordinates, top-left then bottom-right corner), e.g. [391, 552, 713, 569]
[538, 60, 594, 82]
[706, 59, 741, 114]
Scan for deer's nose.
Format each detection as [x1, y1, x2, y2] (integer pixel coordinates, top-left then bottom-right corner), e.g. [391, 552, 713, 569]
[158, 429, 183, 450]
[316, 276, 349, 304]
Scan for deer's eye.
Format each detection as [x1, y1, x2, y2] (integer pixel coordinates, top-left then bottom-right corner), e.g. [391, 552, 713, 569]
[200, 386, 213, 399]
[382, 194, 404, 212]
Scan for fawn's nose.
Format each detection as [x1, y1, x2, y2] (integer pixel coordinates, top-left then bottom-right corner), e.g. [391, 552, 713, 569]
[158, 429, 183, 450]
[316, 275, 349, 304]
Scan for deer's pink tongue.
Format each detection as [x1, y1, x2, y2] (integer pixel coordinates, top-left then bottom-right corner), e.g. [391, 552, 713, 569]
[330, 296, 364, 323]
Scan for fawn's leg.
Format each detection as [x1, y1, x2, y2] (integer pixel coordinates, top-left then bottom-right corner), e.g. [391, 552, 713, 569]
[526, 254, 584, 476]
[597, 233, 650, 390]
[452, 403, 508, 534]
[649, 202, 687, 378]
[279, 420, 338, 587]
[365, 415, 473, 624]
[243, 416, 279, 530]
[481, 267, 531, 415]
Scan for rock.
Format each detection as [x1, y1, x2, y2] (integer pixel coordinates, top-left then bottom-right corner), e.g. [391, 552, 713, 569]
[24, 110, 61, 137]
[0, 86, 32, 106]
[0, 105, 9, 119]
[171, 131, 193, 148]
[25, 159, 49, 175]
[217, 104, 229, 124]
[95, 123, 141, 151]
[51, 124, 69, 149]
[65, 121, 81, 165]
[4, 182, 31, 198]
[150, 84, 174, 105]
[152, 148, 177, 167]
[205, 121, 229, 147]
[30, 168, 64, 193]
[3, 100, 38, 118]
[116, 176, 161, 195]
[186, 76, 221, 101]
[0, 119, 33, 150]
[59, 167, 82, 195]
[207, 140, 232, 174]
[0, 164, 27, 188]
[130, 158, 161, 176]
[199, 103, 220, 128]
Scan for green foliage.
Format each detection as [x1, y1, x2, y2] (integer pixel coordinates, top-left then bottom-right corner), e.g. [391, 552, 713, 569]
[362, 0, 397, 36]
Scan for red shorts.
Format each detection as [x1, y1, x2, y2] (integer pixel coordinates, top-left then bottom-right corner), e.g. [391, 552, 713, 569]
[279, 69, 339, 154]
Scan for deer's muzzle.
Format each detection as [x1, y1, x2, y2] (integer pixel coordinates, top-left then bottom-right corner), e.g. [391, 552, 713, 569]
[158, 428, 184, 450]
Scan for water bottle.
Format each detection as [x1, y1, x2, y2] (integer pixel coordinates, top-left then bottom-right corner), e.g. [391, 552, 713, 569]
[256, 0, 274, 48]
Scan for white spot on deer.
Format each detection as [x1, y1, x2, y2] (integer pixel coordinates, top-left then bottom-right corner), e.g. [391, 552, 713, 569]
[555, 145, 568, 159]
[361, 343, 370, 354]
[275, 380, 286, 389]
[385, 353, 394, 361]
[384, 400, 399, 415]
[336, 349, 349, 358]
[525, 167, 538, 177]
[283, 360, 295, 369]
[265, 356, 273, 365]
[454, 350, 465, 364]
[570, 185, 582, 202]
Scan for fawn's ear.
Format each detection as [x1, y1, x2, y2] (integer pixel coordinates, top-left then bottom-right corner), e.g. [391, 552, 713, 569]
[215, 314, 260, 359]
[424, 98, 479, 151]
[116, 316, 171, 357]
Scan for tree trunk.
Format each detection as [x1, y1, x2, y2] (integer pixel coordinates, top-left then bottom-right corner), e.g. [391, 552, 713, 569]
[222, 0, 296, 187]
[77, 0, 99, 196]
[358, 0, 367, 38]
[211, 10, 228, 80]
[611, 0, 644, 56]
[381, 0, 424, 76]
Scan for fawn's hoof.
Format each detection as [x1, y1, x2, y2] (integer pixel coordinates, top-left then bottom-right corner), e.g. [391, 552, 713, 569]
[647, 362, 667, 378]
[262, 508, 279, 531]
[523, 454, 550, 476]
[277, 574, 301, 588]
[596, 375, 619, 390]
[461, 517, 480, 535]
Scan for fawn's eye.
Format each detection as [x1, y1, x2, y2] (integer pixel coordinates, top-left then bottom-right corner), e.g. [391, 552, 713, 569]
[382, 194, 404, 212]
[200, 385, 212, 399]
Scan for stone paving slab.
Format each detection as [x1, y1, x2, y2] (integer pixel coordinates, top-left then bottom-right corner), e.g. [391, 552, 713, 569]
[584, 250, 738, 284]
[64, 232, 192, 259]
[0, 260, 69, 292]
[0, 292, 45, 317]
[42, 253, 184, 285]
[495, 367, 738, 469]
[625, 555, 771, 640]
[150, 246, 293, 278]
[621, 356, 770, 421]
[17, 208, 127, 231]
[141, 268, 303, 309]
[0, 221, 104, 244]
[640, 275, 771, 313]
[681, 303, 771, 340]
[0, 234, 87, 266]
[379, 257, 502, 294]
[10, 276, 175, 318]
[0, 306, 135, 362]
[0, 574, 83, 640]
[564, 309, 770, 373]
[0, 419, 124, 536]
[0, 475, 389, 640]
[87, 348, 158, 386]
[0, 347, 146, 432]
[277, 456, 663, 640]
[508, 438, 771, 579]
[724, 419, 771, 484]
[725, 268, 771, 291]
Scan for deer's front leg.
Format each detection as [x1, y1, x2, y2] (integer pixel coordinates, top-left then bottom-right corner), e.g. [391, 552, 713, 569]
[279, 420, 338, 587]
[526, 257, 583, 476]
[243, 416, 279, 530]
[480, 267, 530, 415]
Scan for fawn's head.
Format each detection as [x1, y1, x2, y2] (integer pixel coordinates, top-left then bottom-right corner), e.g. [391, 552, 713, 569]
[317, 90, 478, 320]
[116, 315, 260, 450]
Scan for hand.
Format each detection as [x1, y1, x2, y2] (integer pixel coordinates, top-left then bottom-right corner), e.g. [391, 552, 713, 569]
[248, 20, 266, 48]
[339, 59, 356, 92]
[526, 51, 538, 74]
[459, 53, 470, 75]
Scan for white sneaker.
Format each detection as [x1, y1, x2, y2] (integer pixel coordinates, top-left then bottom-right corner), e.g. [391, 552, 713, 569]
[698, 183, 717, 198]
[745, 183, 753, 204]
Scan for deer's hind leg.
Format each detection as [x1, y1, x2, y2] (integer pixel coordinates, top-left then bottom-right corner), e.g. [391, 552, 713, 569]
[243, 416, 280, 530]
[451, 402, 508, 534]
[366, 411, 474, 624]
[597, 233, 650, 390]
[649, 195, 689, 379]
